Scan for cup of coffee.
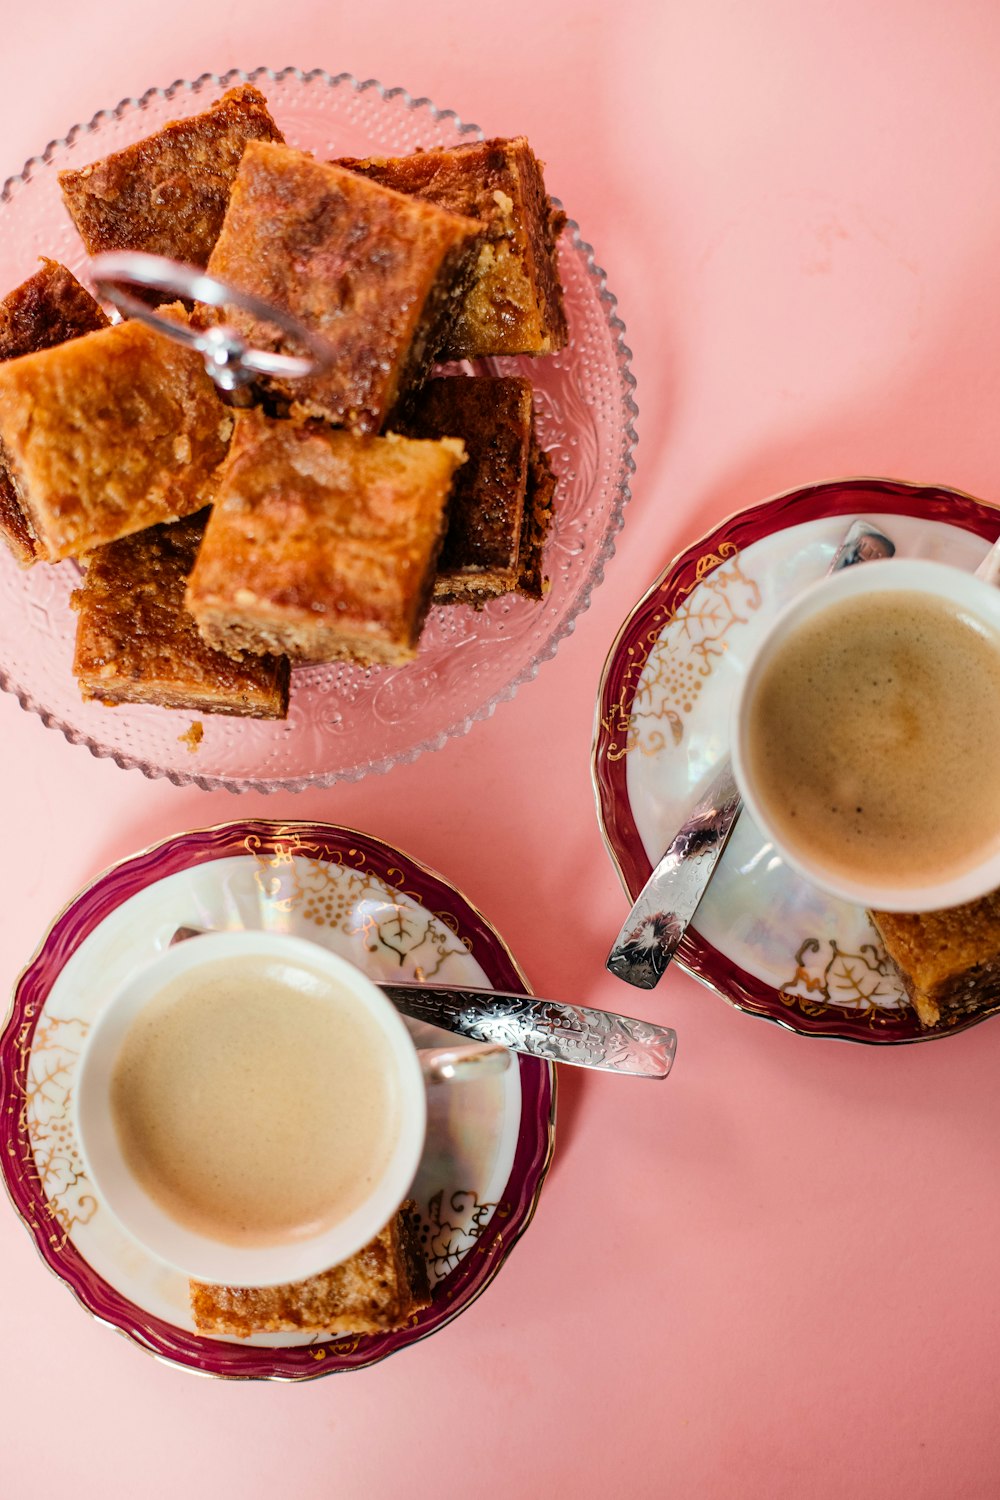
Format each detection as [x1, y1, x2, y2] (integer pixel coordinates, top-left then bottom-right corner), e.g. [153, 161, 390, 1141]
[731, 558, 1000, 912]
[75, 931, 433, 1287]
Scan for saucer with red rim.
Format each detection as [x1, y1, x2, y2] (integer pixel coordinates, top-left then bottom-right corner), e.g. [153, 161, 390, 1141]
[593, 477, 1000, 1044]
[0, 820, 555, 1378]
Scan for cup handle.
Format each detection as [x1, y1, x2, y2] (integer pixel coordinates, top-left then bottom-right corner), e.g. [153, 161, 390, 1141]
[417, 1041, 511, 1084]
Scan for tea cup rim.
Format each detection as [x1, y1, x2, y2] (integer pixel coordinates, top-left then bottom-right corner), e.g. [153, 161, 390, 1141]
[731, 557, 1000, 913]
[73, 929, 427, 1288]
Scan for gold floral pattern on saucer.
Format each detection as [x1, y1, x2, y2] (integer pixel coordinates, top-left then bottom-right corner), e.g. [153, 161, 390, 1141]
[0, 821, 555, 1377]
[594, 477, 1000, 1043]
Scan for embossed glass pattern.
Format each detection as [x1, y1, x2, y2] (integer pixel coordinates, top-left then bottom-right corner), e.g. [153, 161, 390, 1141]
[0, 68, 637, 789]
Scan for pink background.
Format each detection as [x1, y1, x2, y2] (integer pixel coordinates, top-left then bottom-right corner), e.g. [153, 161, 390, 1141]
[3, 1, 1000, 1494]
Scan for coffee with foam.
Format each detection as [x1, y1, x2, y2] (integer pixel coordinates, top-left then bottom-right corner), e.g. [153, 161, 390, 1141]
[743, 590, 1000, 893]
[110, 954, 401, 1248]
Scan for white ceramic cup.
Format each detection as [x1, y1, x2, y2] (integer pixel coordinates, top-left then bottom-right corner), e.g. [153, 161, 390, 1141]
[731, 558, 1000, 912]
[74, 931, 429, 1288]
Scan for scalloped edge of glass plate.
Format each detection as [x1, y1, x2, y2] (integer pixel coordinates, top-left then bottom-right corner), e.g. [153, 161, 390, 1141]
[0, 66, 638, 793]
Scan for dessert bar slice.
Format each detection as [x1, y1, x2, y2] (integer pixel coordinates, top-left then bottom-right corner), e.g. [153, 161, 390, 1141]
[0, 311, 233, 561]
[201, 142, 482, 432]
[72, 512, 290, 718]
[0, 257, 109, 355]
[869, 890, 1000, 1028]
[189, 1203, 431, 1337]
[338, 136, 568, 359]
[58, 84, 284, 287]
[0, 259, 109, 565]
[185, 408, 464, 667]
[516, 437, 557, 602]
[398, 375, 557, 604]
[397, 375, 533, 604]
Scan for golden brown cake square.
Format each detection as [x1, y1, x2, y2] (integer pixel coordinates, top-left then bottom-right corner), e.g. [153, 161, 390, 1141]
[185, 408, 465, 666]
[0, 257, 110, 358]
[0, 259, 109, 565]
[200, 142, 482, 432]
[72, 512, 290, 718]
[338, 136, 568, 359]
[0, 311, 233, 561]
[397, 375, 556, 604]
[869, 890, 1000, 1028]
[58, 85, 284, 288]
[397, 375, 533, 604]
[189, 1204, 431, 1338]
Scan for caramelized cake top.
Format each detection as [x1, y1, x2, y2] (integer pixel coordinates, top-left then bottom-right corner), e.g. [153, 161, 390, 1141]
[58, 85, 284, 281]
[202, 143, 482, 431]
[0, 311, 232, 560]
[186, 408, 464, 665]
[73, 513, 289, 718]
[0, 259, 110, 566]
[340, 137, 568, 358]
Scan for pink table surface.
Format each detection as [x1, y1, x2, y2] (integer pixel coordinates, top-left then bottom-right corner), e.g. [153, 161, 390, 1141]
[3, 2, 1000, 1495]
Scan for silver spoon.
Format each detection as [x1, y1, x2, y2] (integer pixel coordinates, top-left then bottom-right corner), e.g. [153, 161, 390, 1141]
[170, 928, 676, 1079]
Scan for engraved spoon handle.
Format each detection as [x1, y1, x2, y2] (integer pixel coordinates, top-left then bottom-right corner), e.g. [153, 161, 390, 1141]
[605, 518, 898, 990]
[168, 929, 675, 1078]
[382, 984, 676, 1078]
[605, 763, 743, 990]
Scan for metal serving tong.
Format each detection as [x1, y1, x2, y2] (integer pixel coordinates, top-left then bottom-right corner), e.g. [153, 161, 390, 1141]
[604, 518, 898, 991]
[90, 251, 333, 393]
[170, 928, 676, 1079]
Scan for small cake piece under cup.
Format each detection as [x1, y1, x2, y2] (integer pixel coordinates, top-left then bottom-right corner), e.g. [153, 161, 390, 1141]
[186, 409, 465, 667]
[189, 1203, 431, 1338]
[73, 512, 290, 719]
[0, 312, 233, 561]
[0, 258, 109, 565]
[339, 136, 568, 359]
[870, 891, 1000, 1029]
[58, 85, 284, 290]
[201, 142, 482, 433]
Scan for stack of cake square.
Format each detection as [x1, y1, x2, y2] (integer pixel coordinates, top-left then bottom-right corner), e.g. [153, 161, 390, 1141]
[0, 83, 567, 721]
